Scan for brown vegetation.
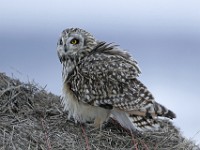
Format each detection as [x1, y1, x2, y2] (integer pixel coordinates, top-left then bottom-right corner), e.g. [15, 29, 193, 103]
[0, 72, 199, 150]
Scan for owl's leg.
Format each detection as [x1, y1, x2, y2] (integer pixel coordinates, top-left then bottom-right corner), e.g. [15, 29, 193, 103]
[87, 117, 104, 132]
[93, 112, 110, 130]
[93, 117, 103, 129]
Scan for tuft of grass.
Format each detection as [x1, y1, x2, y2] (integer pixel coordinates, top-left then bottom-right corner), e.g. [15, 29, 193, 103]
[0, 72, 199, 150]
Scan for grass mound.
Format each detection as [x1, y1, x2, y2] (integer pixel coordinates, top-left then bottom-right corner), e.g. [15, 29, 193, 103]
[0, 72, 199, 150]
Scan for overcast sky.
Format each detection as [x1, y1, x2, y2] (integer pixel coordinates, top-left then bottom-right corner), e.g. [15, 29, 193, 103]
[0, 0, 200, 144]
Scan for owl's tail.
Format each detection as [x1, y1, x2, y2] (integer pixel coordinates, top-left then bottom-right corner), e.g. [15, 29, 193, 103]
[110, 109, 159, 131]
[153, 102, 176, 119]
[110, 104, 176, 132]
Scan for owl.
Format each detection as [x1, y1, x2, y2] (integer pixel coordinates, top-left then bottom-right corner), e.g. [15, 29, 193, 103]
[56, 28, 176, 132]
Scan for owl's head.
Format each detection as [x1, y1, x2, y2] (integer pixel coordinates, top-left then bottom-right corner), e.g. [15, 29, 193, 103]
[57, 28, 97, 63]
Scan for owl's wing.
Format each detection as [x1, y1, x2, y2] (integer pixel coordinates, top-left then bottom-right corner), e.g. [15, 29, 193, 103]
[68, 42, 176, 121]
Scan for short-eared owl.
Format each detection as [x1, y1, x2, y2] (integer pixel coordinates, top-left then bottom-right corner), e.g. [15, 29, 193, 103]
[57, 28, 176, 132]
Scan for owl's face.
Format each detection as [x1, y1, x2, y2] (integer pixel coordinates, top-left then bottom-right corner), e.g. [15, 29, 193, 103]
[57, 28, 97, 63]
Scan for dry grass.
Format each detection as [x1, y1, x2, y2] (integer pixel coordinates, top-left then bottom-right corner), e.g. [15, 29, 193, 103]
[0, 72, 199, 150]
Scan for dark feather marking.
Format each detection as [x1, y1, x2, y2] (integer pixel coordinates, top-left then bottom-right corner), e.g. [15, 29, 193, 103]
[154, 102, 159, 114]
[130, 115, 153, 127]
[166, 110, 176, 119]
[146, 107, 153, 119]
[91, 42, 133, 60]
[99, 104, 113, 109]
[154, 102, 176, 119]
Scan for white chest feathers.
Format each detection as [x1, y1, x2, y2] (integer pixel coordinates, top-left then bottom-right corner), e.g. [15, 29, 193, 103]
[61, 83, 110, 124]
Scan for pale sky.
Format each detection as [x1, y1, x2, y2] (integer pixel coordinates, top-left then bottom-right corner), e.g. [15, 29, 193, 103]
[0, 0, 200, 144]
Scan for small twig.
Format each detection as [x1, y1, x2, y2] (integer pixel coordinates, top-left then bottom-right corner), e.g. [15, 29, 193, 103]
[154, 143, 158, 150]
[28, 137, 31, 150]
[0, 91, 21, 111]
[141, 140, 149, 150]
[3, 129, 6, 149]
[10, 126, 16, 150]
[41, 118, 52, 150]
[191, 130, 200, 141]
[131, 133, 138, 150]
[80, 124, 90, 150]
[0, 85, 22, 97]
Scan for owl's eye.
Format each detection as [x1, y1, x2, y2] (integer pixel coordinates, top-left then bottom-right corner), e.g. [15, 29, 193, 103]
[70, 38, 79, 45]
[59, 38, 63, 45]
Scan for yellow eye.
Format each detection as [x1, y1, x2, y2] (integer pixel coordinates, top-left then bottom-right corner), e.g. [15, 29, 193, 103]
[70, 38, 79, 45]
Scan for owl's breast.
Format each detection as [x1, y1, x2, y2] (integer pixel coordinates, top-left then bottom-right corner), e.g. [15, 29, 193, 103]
[61, 83, 110, 123]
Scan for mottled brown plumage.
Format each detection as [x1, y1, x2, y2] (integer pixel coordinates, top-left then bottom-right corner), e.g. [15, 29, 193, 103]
[57, 28, 176, 131]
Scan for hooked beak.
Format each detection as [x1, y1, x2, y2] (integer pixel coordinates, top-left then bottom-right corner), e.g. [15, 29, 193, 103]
[64, 44, 68, 52]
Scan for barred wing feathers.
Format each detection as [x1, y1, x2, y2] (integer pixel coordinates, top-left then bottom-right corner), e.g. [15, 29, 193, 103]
[67, 42, 176, 131]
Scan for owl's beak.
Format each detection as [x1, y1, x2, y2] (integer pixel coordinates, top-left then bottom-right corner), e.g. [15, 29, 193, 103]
[64, 44, 68, 52]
